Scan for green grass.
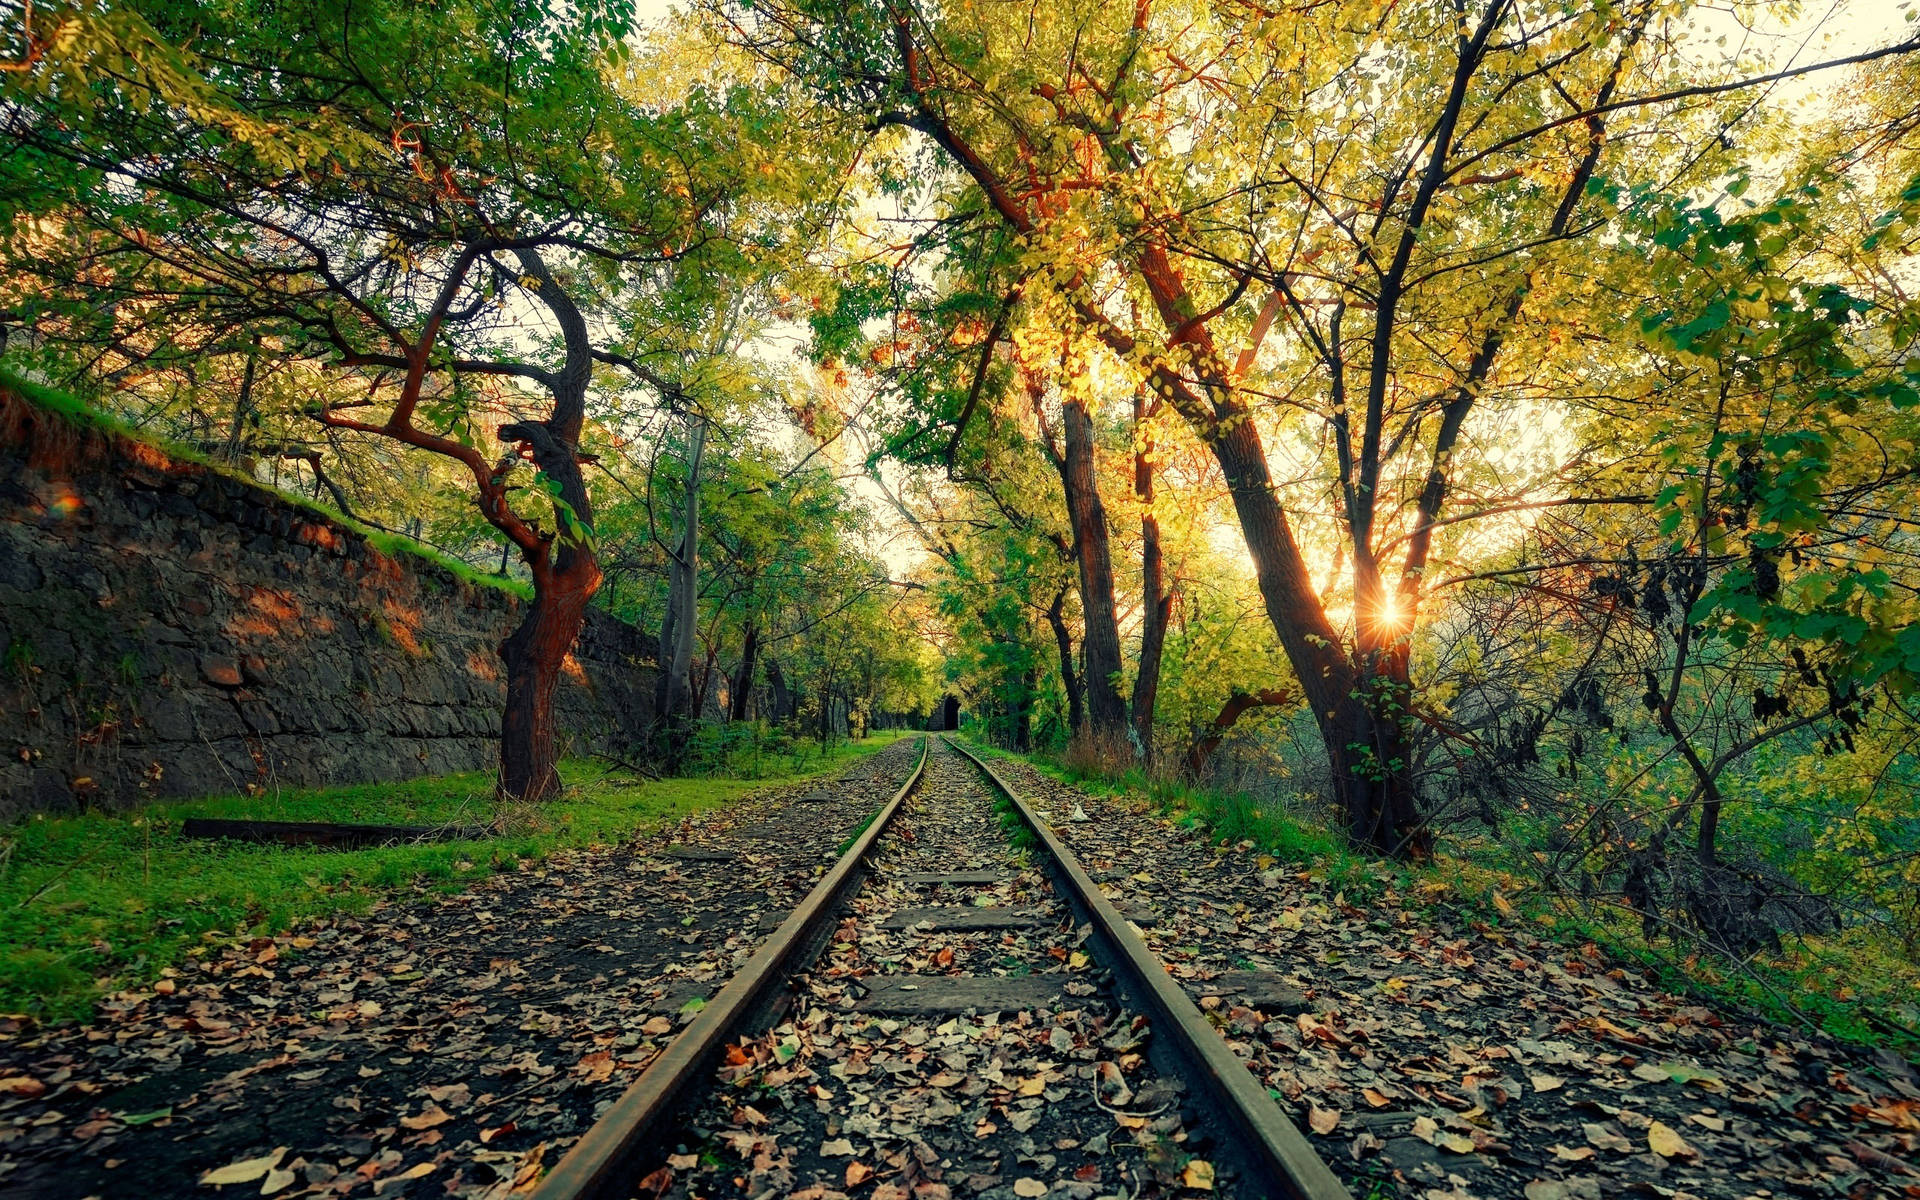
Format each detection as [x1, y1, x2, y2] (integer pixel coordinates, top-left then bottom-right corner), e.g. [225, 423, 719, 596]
[0, 734, 910, 1023]
[836, 808, 882, 855]
[1417, 852, 1920, 1059]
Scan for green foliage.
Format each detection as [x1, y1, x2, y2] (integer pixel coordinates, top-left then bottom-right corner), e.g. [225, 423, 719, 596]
[1618, 173, 1920, 691]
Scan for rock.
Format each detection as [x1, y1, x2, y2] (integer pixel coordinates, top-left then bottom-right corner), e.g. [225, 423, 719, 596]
[199, 655, 244, 688]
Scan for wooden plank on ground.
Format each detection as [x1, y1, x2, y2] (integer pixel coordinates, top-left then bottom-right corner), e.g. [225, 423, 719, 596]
[880, 905, 1048, 931]
[178, 818, 488, 849]
[856, 973, 1065, 1014]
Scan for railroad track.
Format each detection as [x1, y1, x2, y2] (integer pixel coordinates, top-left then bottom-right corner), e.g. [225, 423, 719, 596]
[533, 736, 1348, 1200]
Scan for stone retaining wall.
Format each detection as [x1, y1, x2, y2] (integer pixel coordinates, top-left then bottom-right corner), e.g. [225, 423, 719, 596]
[0, 388, 655, 820]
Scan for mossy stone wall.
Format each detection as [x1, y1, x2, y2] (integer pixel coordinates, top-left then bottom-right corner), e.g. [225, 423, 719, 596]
[0, 393, 654, 819]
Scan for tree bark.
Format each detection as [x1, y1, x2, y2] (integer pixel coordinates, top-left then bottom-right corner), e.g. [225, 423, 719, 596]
[1044, 586, 1085, 735]
[767, 656, 794, 723]
[494, 247, 601, 803]
[1186, 688, 1293, 776]
[224, 341, 258, 464]
[1010, 662, 1035, 751]
[1207, 416, 1425, 853]
[499, 559, 596, 800]
[654, 412, 706, 759]
[729, 619, 759, 722]
[1060, 395, 1127, 739]
[1130, 390, 1171, 761]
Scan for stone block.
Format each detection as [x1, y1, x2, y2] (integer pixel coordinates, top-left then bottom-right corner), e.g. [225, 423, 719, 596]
[200, 655, 243, 687]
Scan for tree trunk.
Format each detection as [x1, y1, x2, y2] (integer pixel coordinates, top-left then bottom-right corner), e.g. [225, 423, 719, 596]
[655, 413, 706, 759]
[1130, 390, 1171, 761]
[729, 620, 759, 722]
[767, 657, 794, 723]
[224, 342, 258, 464]
[499, 556, 598, 801]
[1186, 688, 1292, 777]
[1060, 396, 1127, 738]
[1206, 417, 1426, 854]
[1044, 587, 1084, 734]
[1010, 663, 1035, 751]
[493, 247, 602, 803]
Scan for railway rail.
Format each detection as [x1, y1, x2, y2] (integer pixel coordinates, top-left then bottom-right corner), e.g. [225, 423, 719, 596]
[532, 735, 1349, 1200]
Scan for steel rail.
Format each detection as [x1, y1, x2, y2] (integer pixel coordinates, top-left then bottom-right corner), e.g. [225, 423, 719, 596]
[532, 736, 931, 1200]
[947, 737, 1353, 1200]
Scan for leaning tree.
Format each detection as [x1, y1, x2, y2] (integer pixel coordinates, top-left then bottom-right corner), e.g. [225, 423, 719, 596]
[2, 0, 791, 798]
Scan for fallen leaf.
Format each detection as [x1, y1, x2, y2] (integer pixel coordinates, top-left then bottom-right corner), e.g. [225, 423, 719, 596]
[200, 1148, 287, 1187]
[259, 1166, 297, 1195]
[398, 1104, 451, 1131]
[1583, 1123, 1633, 1153]
[821, 1137, 857, 1156]
[641, 1016, 674, 1035]
[372, 1162, 433, 1194]
[1530, 1074, 1564, 1093]
[1013, 1178, 1047, 1198]
[1181, 1159, 1216, 1190]
[0, 1076, 46, 1099]
[1647, 1121, 1696, 1158]
[1436, 1132, 1476, 1153]
[1686, 1114, 1726, 1132]
[1308, 1106, 1339, 1135]
[1549, 1144, 1595, 1162]
[1361, 1088, 1392, 1108]
[846, 1162, 874, 1186]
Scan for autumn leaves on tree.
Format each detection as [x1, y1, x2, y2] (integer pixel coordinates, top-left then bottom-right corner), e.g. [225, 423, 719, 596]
[724, 0, 1920, 857]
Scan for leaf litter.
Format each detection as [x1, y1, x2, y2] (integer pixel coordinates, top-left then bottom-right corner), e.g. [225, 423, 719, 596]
[635, 742, 1233, 1199]
[992, 755, 1920, 1200]
[0, 741, 925, 1200]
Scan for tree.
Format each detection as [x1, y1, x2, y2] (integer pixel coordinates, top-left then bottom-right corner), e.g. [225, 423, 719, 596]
[1, 0, 783, 798]
[716, 0, 1919, 853]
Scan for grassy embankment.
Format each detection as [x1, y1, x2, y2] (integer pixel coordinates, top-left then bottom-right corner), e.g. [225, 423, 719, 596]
[966, 739, 1920, 1061]
[0, 732, 913, 1023]
[2, 370, 532, 598]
